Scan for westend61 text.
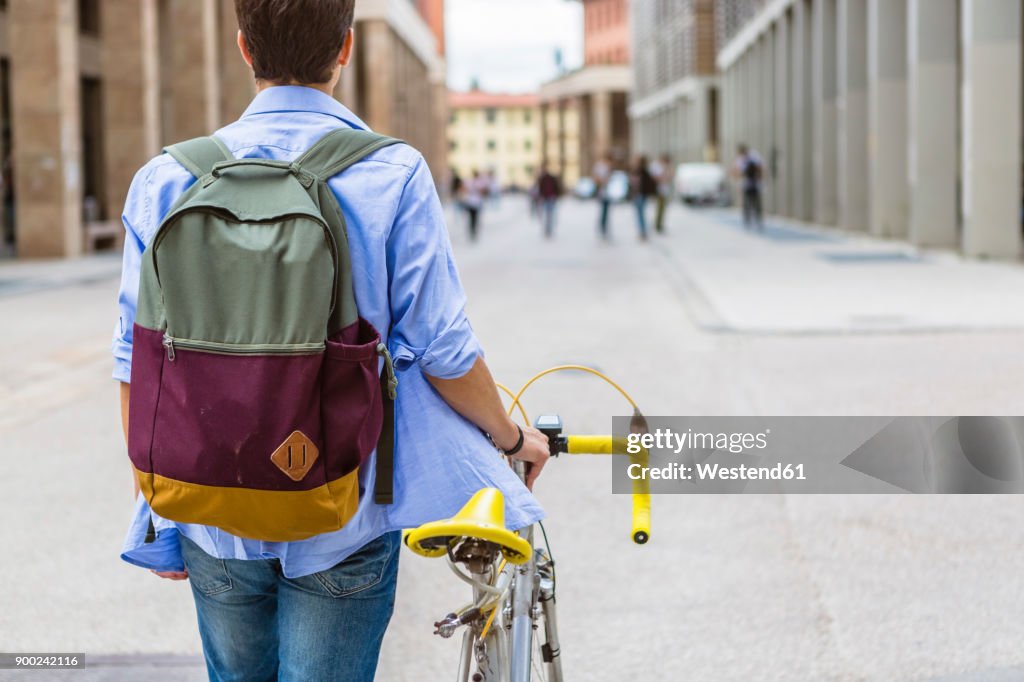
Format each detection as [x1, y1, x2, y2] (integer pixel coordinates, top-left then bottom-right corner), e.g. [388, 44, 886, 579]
[627, 462, 807, 481]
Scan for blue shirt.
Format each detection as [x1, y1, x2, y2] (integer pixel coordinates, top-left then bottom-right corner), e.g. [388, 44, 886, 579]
[113, 86, 543, 578]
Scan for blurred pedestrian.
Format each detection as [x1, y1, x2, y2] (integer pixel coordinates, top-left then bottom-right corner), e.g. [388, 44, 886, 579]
[449, 168, 463, 205]
[734, 144, 764, 231]
[485, 168, 501, 207]
[593, 151, 614, 240]
[460, 169, 488, 242]
[534, 161, 562, 239]
[649, 153, 672, 234]
[631, 155, 657, 241]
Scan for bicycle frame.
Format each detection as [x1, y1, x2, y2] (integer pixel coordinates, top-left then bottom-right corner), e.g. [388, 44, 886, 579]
[507, 460, 562, 682]
[443, 459, 563, 682]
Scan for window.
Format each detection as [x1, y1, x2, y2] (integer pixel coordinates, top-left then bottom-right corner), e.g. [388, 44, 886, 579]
[485, 108, 497, 124]
[449, 111, 458, 124]
[449, 140, 457, 151]
[79, 0, 100, 35]
[487, 139, 496, 151]
[524, 139, 533, 151]
[524, 109, 533, 124]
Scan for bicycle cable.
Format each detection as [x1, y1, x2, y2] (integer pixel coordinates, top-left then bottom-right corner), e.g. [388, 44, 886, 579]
[538, 519, 556, 598]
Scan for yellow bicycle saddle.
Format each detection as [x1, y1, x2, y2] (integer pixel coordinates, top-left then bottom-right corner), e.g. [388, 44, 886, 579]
[404, 488, 533, 564]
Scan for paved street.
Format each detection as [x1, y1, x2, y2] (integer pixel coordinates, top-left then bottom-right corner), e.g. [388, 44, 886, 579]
[3, 196, 1024, 681]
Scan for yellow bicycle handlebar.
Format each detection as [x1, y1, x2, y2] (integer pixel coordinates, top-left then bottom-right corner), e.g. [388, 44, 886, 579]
[564, 435, 651, 545]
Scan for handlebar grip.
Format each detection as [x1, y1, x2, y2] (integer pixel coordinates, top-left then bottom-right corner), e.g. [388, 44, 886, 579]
[565, 435, 633, 455]
[632, 494, 651, 545]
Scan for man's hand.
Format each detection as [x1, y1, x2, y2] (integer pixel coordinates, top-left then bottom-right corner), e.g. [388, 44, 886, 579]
[495, 424, 550, 490]
[150, 569, 189, 580]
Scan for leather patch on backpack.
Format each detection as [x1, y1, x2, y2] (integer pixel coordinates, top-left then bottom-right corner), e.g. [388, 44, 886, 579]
[271, 431, 319, 481]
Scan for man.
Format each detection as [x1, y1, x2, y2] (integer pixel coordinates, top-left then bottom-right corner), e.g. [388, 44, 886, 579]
[734, 143, 764, 230]
[112, 2, 549, 680]
[630, 154, 657, 241]
[593, 151, 614, 240]
[649, 153, 672, 234]
[459, 168, 487, 242]
[535, 161, 562, 238]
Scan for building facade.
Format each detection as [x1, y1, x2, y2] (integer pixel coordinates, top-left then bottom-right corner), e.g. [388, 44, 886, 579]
[448, 90, 541, 191]
[717, 0, 1022, 259]
[2, 0, 446, 260]
[540, 0, 632, 184]
[629, 0, 719, 163]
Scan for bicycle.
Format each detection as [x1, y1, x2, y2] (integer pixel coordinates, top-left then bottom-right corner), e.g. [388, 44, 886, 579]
[403, 366, 651, 682]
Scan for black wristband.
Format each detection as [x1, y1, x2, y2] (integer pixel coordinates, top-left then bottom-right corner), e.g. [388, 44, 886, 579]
[502, 424, 525, 455]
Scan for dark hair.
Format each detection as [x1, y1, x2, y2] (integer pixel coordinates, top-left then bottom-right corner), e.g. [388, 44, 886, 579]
[235, 0, 355, 85]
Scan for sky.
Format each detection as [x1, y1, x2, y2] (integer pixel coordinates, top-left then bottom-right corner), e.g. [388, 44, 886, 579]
[445, 0, 584, 94]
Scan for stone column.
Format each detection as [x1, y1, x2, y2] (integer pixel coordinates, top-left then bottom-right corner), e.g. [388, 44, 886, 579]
[791, 0, 814, 221]
[774, 17, 791, 216]
[868, 0, 909, 238]
[557, 99, 567, 176]
[961, 0, 1022, 259]
[165, 0, 222, 140]
[837, 0, 869, 231]
[102, 0, 160, 225]
[750, 37, 764, 211]
[765, 29, 778, 212]
[751, 38, 763, 185]
[220, 0, 254, 124]
[812, 0, 839, 225]
[907, 0, 958, 248]
[360, 20, 395, 134]
[9, 0, 82, 258]
[591, 90, 613, 163]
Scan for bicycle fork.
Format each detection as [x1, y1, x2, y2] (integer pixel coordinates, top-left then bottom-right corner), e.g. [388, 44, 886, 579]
[536, 551, 562, 681]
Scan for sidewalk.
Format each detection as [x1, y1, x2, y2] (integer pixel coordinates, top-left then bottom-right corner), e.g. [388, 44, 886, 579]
[0, 253, 122, 299]
[656, 207, 1024, 334]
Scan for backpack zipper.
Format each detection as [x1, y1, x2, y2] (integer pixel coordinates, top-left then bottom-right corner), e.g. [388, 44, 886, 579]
[162, 334, 325, 361]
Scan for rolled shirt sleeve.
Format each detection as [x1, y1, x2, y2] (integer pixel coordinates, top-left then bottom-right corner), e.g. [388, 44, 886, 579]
[386, 156, 482, 379]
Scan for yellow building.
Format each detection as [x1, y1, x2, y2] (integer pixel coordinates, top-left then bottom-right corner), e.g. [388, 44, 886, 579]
[447, 90, 541, 191]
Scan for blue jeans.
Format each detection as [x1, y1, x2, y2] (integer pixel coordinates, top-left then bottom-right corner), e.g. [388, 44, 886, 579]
[634, 196, 648, 237]
[180, 531, 401, 682]
[541, 198, 557, 237]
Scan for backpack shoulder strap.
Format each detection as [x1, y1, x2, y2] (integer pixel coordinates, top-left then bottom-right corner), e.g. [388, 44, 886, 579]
[163, 135, 234, 179]
[295, 128, 402, 180]
[295, 127, 403, 507]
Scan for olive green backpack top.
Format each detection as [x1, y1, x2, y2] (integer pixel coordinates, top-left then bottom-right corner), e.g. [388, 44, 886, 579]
[128, 129, 401, 542]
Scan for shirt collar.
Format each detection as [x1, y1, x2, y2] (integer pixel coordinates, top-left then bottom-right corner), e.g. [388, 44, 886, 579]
[241, 85, 370, 130]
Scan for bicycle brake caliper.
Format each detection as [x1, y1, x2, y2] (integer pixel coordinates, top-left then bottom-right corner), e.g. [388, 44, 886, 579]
[433, 608, 483, 638]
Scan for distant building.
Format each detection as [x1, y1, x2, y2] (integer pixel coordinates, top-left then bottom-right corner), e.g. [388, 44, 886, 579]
[629, 0, 719, 163]
[540, 0, 632, 184]
[1, 0, 446, 260]
[717, 0, 1023, 260]
[448, 90, 541, 191]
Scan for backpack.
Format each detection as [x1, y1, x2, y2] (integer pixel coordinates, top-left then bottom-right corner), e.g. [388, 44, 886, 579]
[639, 167, 658, 197]
[128, 129, 400, 542]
